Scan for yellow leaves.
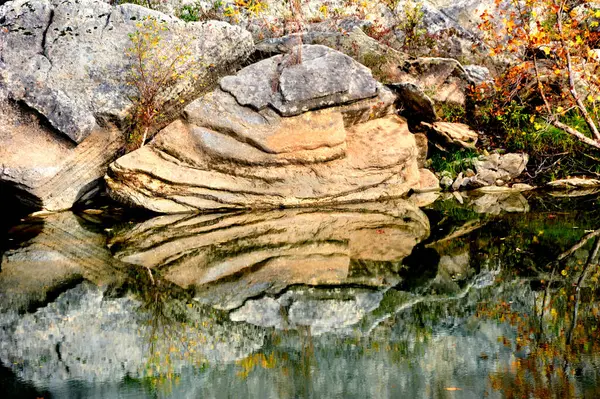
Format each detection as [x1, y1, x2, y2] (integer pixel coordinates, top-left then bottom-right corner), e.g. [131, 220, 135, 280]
[319, 4, 329, 18]
[125, 16, 198, 150]
[595, 10, 600, 18]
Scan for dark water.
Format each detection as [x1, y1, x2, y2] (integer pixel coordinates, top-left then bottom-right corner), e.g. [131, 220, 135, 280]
[1, 190, 600, 398]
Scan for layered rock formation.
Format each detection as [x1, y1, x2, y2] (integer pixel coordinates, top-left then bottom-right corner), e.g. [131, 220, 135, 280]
[110, 200, 430, 309]
[0, 0, 253, 210]
[106, 45, 437, 213]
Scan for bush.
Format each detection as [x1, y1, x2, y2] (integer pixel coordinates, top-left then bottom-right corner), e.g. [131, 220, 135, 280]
[478, 0, 600, 150]
[125, 17, 196, 150]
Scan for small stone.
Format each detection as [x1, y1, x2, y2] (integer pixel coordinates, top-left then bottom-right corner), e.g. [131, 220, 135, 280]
[511, 183, 535, 191]
[440, 176, 453, 189]
[451, 172, 465, 191]
[452, 191, 464, 204]
[495, 179, 505, 186]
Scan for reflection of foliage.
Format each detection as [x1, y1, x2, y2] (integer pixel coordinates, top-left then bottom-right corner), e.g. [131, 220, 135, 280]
[478, 236, 600, 398]
[236, 352, 277, 378]
[123, 266, 212, 390]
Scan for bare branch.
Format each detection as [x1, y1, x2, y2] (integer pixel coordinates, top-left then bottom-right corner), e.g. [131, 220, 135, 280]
[555, 0, 600, 141]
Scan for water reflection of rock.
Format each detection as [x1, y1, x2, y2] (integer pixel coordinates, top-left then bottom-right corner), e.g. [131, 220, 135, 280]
[0, 212, 123, 313]
[231, 287, 383, 336]
[442, 190, 530, 214]
[0, 282, 264, 386]
[111, 201, 430, 310]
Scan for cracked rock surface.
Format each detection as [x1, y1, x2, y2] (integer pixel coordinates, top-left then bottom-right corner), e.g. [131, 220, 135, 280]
[0, 0, 253, 210]
[0, 0, 253, 143]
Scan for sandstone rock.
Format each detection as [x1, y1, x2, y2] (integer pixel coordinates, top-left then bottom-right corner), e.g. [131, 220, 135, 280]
[421, 121, 478, 150]
[109, 201, 430, 310]
[413, 133, 429, 168]
[409, 191, 441, 208]
[0, 100, 124, 210]
[106, 47, 423, 213]
[106, 111, 421, 212]
[0, 0, 253, 143]
[414, 168, 440, 193]
[221, 45, 377, 116]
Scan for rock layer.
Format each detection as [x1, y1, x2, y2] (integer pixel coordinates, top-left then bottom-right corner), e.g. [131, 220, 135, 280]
[106, 45, 431, 213]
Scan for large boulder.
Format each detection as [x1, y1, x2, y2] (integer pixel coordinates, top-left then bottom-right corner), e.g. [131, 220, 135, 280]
[0, 0, 254, 143]
[0, 0, 253, 210]
[0, 100, 125, 210]
[256, 28, 408, 84]
[106, 45, 429, 213]
[220, 44, 377, 116]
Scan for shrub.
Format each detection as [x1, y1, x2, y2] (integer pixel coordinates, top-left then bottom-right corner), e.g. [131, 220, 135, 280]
[125, 17, 196, 150]
[478, 0, 600, 150]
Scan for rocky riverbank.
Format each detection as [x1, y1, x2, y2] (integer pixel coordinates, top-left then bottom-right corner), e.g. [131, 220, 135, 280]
[5, 0, 596, 214]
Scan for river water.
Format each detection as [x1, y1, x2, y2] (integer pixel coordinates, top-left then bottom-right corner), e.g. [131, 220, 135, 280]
[1, 191, 599, 398]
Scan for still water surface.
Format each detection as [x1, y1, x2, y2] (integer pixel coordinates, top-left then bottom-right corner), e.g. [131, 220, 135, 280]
[1, 191, 599, 398]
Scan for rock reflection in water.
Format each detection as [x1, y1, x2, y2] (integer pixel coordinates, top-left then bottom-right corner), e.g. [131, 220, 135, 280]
[110, 200, 430, 310]
[1, 196, 600, 398]
[0, 212, 123, 314]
